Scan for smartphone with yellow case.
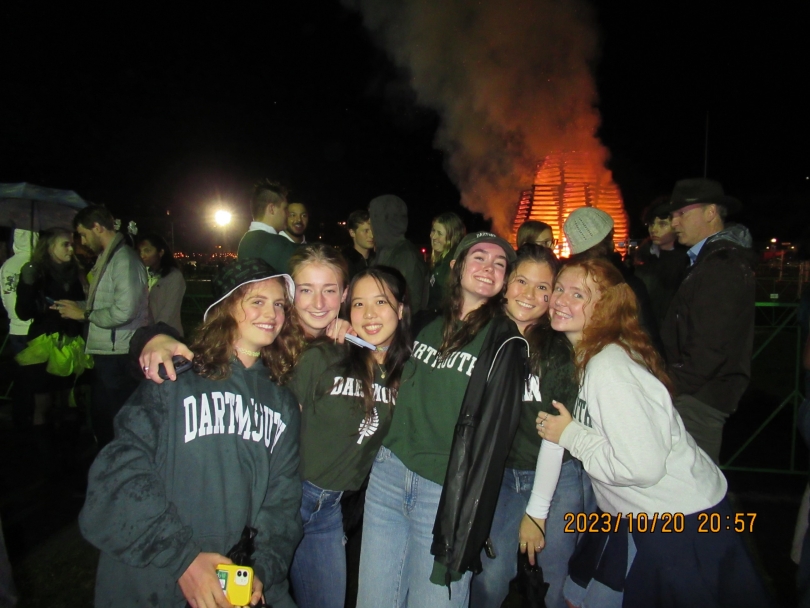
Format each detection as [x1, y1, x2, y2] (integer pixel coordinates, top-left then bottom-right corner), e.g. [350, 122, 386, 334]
[216, 564, 253, 606]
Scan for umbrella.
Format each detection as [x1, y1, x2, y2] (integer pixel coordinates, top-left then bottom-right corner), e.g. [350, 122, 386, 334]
[0, 182, 87, 232]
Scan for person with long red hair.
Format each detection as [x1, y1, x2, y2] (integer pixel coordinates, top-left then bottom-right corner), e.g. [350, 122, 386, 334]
[528, 257, 774, 607]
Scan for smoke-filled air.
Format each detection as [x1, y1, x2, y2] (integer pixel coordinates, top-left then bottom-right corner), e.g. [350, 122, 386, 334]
[343, 0, 609, 235]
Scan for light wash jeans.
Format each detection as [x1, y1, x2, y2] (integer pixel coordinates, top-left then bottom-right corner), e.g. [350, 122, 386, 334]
[289, 480, 346, 608]
[357, 446, 472, 608]
[470, 459, 596, 608]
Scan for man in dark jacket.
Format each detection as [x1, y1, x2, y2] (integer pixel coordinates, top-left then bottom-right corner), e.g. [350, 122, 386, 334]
[369, 195, 427, 312]
[661, 178, 757, 464]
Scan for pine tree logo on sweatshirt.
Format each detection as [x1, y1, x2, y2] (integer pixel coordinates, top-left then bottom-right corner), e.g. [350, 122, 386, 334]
[357, 408, 380, 444]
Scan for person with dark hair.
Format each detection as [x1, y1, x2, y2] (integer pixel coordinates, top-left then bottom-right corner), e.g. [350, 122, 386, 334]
[517, 220, 556, 249]
[281, 202, 309, 244]
[16, 227, 89, 475]
[369, 195, 426, 312]
[79, 259, 303, 608]
[357, 232, 527, 607]
[343, 209, 375, 281]
[56, 204, 149, 447]
[237, 178, 298, 272]
[633, 197, 689, 327]
[427, 212, 466, 312]
[287, 266, 411, 608]
[136, 233, 186, 336]
[532, 258, 773, 607]
[563, 207, 663, 352]
[661, 178, 757, 464]
[471, 244, 594, 608]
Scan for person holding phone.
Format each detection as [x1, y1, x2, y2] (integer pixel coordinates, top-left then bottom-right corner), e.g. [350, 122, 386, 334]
[16, 227, 88, 476]
[80, 259, 303, 608]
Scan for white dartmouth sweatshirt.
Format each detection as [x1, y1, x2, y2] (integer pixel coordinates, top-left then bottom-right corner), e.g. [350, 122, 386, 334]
[528, 343, 726, 518]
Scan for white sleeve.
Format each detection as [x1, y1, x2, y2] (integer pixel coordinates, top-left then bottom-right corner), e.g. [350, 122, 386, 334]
[558, 380, 671, 488]
[525, 441, 565, 519]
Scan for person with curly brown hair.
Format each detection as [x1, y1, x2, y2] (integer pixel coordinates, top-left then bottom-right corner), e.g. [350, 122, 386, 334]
[80, 259, 303, 608]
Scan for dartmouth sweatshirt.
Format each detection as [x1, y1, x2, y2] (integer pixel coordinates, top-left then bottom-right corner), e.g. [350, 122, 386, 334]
[79, 358, 302, 607]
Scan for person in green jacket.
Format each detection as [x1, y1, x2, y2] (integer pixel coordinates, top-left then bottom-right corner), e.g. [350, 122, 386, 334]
[427, 212, 466, 313]
[237, 179, 298, 273]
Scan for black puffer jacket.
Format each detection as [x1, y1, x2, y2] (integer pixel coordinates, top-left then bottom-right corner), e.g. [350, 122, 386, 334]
[431, 313, 529, 579]
[661, 225, 757, 413]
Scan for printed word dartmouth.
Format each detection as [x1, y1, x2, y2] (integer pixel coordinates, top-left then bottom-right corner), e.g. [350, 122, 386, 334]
[183, 392, 287, 451]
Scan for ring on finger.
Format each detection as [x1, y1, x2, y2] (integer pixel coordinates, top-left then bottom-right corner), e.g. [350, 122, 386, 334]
[142, 366, 149, 373]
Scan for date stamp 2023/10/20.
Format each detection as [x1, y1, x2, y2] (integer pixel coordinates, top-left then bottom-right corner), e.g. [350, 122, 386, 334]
[563, 511, 757, 534]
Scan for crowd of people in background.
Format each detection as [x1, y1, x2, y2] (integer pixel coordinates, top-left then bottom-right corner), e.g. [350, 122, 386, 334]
[0, 176, 784, 607]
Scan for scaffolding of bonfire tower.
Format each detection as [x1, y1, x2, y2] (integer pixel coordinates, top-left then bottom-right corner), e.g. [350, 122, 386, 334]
[510, 151, 629, 258]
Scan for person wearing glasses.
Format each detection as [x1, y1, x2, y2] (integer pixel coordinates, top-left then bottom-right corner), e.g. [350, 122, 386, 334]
[661, 178, 756, 464]
[517, 221, 557, 249]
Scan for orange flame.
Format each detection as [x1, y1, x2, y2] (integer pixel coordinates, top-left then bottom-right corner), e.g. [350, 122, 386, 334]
[511, 151, 629, 258]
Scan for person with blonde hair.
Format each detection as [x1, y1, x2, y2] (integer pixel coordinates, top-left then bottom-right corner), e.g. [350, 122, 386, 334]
[516, 220, 555, 249]
[427, 212, 466, 311]
[530, 257, 773, 607]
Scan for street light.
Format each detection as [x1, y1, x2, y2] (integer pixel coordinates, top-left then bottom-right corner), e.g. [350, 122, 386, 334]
[215, 209, 232, 252]
[215, 210, 232, 227]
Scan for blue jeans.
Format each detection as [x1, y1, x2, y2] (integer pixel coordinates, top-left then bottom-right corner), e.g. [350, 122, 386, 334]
[470, 460, 596, 608]
[357, 447, 472, 608]
[289, 480, 346, 608]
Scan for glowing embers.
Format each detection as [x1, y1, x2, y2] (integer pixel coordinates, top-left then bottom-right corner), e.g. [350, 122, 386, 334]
[511, 151, 629, 258]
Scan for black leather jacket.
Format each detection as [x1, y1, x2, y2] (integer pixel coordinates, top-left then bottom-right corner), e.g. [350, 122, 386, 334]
[431, 313, 529, 579]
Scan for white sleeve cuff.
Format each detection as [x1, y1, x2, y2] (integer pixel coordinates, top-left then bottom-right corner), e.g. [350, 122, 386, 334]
[526, 441, 565, 519]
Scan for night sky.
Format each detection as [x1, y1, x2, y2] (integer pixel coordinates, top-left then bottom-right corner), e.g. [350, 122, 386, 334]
[1, 1, 807, 252]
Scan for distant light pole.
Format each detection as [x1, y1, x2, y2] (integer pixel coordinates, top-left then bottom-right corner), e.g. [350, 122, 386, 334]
[215, 209, 232, 252]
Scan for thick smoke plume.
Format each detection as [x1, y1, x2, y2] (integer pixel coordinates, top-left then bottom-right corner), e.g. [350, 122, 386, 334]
[344, 0, 608, 235]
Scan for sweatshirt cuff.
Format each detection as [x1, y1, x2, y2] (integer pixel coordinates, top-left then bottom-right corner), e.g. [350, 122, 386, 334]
[558, 420, 587, 453]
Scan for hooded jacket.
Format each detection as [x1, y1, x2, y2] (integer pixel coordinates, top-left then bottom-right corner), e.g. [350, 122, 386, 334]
[79, 358, 302, 608]
[369, 195, 427, 312]
[0, 229, 37, 336]
[661, 224, 757, 413]
[431, 313, 529, 579]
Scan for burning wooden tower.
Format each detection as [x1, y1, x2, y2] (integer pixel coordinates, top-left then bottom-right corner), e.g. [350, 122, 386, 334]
[510, 151, 629, 257]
